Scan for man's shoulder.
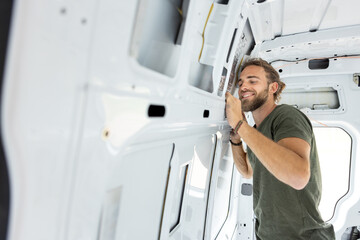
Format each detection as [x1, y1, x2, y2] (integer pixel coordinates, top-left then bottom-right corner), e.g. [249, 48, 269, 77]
[260, 104, 310, 131]
[276, 104, 313, 130]
[268, 105, 313, 143]
[275, 104, 307, 118]
[276, 104, 299, 112]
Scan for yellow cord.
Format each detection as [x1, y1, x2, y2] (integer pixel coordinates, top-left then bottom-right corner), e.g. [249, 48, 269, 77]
[177, 7, 183, 16]
[198, 3, 214, 62]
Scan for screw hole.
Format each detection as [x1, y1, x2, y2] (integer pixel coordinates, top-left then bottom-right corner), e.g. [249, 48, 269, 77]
[60, 7, 67, 15]
[102, 129, 110, 139]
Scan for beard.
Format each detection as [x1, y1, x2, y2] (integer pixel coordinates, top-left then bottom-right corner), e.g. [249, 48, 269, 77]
[241, 86, 269, 112]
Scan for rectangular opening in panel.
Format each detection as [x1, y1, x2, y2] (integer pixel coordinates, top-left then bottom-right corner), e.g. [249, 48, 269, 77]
[216, 0, 230, 4]
[227, 57, 238, 93]
[243, 20, 255, 56]
[280, 87, 340, 110]
[175, 0, 190, 45]
[308, 59, 329, 70]
[226, 20, 255, 94]
[130, 0, 190, 77]
[169, 164, 189, 232]
[217, 67, 228, 96]
[226, 28, 237, 63]
[188, 63, 214, 93]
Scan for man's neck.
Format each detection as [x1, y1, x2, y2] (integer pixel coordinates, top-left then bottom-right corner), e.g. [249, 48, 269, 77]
[252, 100, 277, 126]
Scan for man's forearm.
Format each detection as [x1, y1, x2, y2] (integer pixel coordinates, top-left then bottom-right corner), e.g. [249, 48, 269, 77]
[231, 143, 253, 178]
[236, 122, 310, 190]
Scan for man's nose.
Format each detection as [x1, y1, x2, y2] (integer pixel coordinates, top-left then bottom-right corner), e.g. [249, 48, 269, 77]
[238, 86, 247, 98]
[239, 82, 249, 92]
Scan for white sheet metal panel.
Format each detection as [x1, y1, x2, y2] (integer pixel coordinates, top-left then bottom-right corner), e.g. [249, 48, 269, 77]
[247, 0, 360, 42]
[253, 25, 360, 63]
[2, 0, 98, 239]
[319, 0, 360, 30]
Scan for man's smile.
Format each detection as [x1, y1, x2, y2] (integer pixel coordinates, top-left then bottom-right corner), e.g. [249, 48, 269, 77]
[241, 92, 255, 100]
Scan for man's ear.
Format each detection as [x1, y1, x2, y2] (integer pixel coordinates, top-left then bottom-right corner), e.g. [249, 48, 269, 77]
[269, 82, 279, 94]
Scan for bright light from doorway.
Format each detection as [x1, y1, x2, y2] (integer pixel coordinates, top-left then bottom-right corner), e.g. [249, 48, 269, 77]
[314, 127, 351, 221]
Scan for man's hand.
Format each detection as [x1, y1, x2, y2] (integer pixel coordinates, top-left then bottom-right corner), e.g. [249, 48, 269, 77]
[225, 92, 244, 129]
[230, 130, 241, 142]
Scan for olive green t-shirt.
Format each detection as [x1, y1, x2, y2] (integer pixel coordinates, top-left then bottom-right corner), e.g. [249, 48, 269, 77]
[247, 104, 335, 240]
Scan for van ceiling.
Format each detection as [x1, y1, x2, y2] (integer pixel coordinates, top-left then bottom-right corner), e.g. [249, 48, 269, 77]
[248, 0, 360, 43]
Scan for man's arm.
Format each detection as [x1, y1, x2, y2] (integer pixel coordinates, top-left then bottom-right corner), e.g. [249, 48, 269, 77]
[231, 141, 253, 179]
[225, 92, 310, 190]
[237, 123, 310, 190]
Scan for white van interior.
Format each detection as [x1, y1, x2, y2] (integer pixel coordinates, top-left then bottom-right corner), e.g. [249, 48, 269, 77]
[1, 0, 360, 239]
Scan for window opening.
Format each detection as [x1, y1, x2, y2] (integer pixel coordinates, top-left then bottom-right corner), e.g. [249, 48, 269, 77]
[314, 127, 351, 221]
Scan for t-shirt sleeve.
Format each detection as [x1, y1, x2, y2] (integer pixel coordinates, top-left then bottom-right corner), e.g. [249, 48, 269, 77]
[272, 107, 313, 145]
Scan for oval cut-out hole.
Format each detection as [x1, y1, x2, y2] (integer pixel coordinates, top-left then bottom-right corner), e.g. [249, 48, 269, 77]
[216, 0, 229, 4]
[308, 59, 329, 70]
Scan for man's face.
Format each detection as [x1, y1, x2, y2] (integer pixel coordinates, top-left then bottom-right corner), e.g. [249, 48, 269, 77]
[238, 65, 270, 112]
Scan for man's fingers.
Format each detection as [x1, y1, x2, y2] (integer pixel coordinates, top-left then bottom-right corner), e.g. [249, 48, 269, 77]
[225, 91, 232, 99]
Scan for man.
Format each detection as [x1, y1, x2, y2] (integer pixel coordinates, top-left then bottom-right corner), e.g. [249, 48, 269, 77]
[225, 58, 335, 239]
